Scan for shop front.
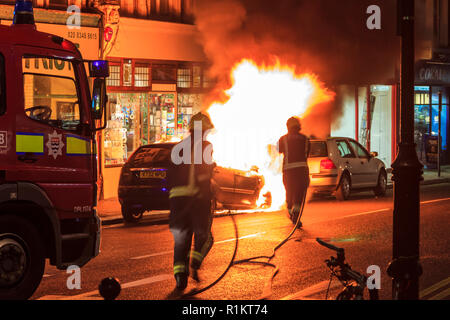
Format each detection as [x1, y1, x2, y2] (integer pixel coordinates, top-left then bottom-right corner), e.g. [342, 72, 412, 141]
[414, 60, 450, 167]
[331, 84, 396, 169]
[100, 15, 209, 198]
[101, 60, 208, 198]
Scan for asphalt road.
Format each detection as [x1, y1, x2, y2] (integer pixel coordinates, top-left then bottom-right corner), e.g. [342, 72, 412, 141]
[32, 183, 450, 300]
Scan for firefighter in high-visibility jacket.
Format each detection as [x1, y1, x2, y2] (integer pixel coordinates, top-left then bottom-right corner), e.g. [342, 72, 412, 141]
[277, 117, 310, 228]
[168, 112, 216, 291]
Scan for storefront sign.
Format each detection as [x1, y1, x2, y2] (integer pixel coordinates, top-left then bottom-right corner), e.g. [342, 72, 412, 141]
[416, 60, 450, 85]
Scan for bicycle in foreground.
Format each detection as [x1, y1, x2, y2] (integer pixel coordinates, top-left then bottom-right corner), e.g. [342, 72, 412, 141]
[316, 238, 380, 300]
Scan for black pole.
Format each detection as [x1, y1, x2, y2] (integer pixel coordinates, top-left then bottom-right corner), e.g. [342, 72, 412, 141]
[387, 0, 423, 300]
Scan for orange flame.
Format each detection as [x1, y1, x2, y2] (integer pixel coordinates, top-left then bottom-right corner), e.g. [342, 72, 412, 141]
[206, 59, 334, 209]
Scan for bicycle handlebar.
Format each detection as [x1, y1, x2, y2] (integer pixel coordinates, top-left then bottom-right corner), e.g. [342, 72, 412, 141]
[316, 238, 344, 254]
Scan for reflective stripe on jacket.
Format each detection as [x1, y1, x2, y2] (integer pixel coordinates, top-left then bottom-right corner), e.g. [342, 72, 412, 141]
[278, 132, 310, 171]
[168, 137, 215, 199]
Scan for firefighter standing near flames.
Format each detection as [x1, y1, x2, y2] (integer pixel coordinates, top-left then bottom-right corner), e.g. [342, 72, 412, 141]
[167, 112, 216, 293]
[277, 117, 310, 228]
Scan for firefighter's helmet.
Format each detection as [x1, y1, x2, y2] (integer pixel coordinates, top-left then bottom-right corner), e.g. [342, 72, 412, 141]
[189, 112, 214, 131]
[286, 116, 301, 130]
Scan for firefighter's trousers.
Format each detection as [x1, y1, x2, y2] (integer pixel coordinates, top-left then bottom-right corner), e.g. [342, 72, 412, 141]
[169, 196, 214, 277]
[282, 167, 310, 223]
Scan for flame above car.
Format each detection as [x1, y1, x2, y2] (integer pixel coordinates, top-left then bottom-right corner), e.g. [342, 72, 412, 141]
[206, 59, 335, 209]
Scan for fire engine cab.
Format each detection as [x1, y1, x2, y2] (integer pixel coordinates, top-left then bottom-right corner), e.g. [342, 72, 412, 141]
[0, 0, 108, 299]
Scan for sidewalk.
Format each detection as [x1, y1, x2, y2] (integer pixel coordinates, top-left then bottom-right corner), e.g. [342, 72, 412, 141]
[98, 166, 450, 226]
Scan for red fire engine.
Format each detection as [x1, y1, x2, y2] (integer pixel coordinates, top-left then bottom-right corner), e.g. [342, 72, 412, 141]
[0, 0, 108, 299]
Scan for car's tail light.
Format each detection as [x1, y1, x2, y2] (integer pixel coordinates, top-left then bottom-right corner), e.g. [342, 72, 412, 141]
[320, 158, 336, 170]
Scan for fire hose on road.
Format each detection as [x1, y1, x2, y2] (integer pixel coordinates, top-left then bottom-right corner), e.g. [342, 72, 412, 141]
[181, 188, 308, 300]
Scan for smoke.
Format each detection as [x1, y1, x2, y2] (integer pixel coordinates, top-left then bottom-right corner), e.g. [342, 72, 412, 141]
[194, 0, 399, 137]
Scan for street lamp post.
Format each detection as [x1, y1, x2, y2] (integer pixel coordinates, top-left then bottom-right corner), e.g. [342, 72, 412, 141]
[387, 0, 423, 300]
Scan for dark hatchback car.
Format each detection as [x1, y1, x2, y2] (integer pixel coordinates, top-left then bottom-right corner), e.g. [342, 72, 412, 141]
[118, 143, 265, 222]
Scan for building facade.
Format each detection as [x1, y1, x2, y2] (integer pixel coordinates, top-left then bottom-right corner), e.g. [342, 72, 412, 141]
[331, 0, 450, 171]
[98, 0, 212, 199]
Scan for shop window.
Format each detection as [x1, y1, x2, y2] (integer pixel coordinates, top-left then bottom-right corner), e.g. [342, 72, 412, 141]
[431, 88, 447, 152]
[177, 68, 191, 88]
[193, 66, 202, 88]
[149, 93, 176, 142]
[22, 57, 81, 132]
[414, 86, 432, 163]
[177, 93, 202, 138]
[104, 93, 142, 166]
[106, 65, 121, 87]
[368, 85, 392, 165]
[134, 65, 150, 87]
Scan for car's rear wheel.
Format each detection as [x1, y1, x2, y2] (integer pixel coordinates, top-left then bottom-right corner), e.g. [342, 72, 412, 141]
[0, 215, 45, 300]
[336, 173, 351, 201]
[373, 171, 387, 197]
[121, 205, 144, 223]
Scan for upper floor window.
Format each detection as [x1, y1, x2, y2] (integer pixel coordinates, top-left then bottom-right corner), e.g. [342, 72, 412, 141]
[177, 68, 191, 88]
[152, 64, 176, 82]
[135, 65, 150, 87]
[22, 57, 81, 132]
[106, 65, 121, 87]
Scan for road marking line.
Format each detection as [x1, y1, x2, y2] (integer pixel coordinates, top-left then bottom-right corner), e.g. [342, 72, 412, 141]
[326, 197, 450, 223]
[131, 250, 173, 260]
[420, 197, 450, 205]
[427, 287, 450, 300]
[420, 276, 450, 298]
[37, 274, 173, 300]
[329, 208, 390, 222]
[130, 232, 266, 260]
[215, 232, 266, 244]
[281, 280, 342, 300]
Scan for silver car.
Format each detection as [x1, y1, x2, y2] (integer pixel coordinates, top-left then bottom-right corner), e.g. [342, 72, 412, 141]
[307, 137, 387, 200]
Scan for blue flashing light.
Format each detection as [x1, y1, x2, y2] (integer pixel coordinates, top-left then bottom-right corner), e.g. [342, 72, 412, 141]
[13, 0, 35, 25]
[89, 60, 109, 78]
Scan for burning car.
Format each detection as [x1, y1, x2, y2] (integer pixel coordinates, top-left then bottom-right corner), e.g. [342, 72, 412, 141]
[118, 142, 265, 222]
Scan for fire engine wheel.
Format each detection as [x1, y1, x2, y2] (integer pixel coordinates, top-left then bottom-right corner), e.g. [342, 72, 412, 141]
[121, 205, 143, 223]
[336, 173, 351, 201]
[0, 215, 45, 300]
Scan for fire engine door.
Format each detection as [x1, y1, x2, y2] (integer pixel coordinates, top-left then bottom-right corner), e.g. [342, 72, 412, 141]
[13, 49, 95, 217]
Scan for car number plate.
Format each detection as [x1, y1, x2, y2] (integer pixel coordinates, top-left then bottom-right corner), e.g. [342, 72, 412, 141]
[140, 171, 166, 179]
